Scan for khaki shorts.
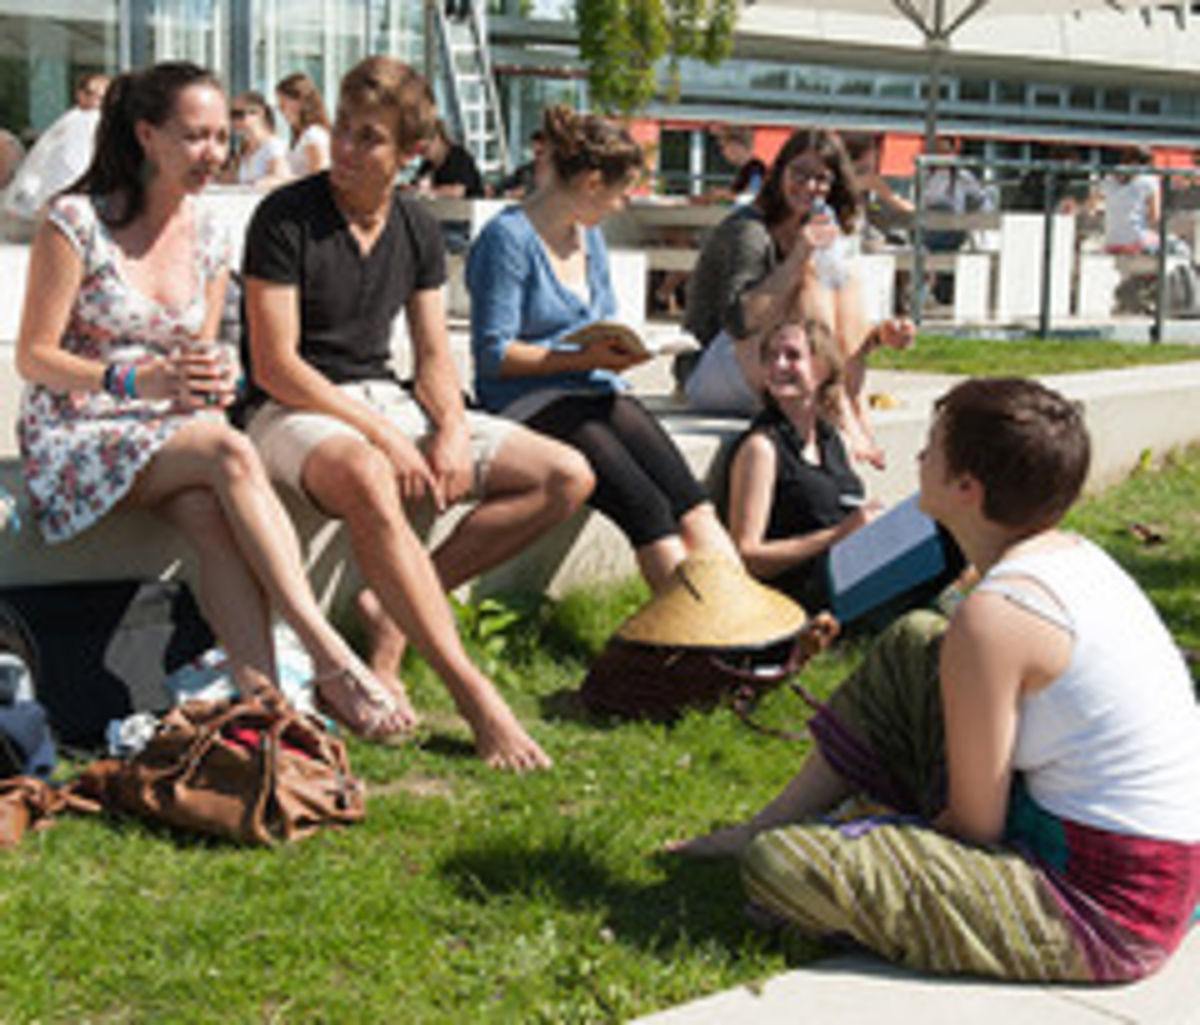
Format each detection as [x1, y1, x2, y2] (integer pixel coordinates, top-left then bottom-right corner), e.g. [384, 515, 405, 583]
[246, 379, 517, 501]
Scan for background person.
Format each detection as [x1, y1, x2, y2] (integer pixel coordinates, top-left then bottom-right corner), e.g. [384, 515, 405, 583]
[275, 71, 331, 177]
[413, 118, 485, 199]
[673, 377, 1200, 983]
[242, 56, 590, 772]
[466, 104, 740, 593]
[725, 318, 880, 611]
[1100, 145, 1160, 253]
[5, 72, 109, 224]
[226, 90, 290, 189]
[14, 62, 405, 743]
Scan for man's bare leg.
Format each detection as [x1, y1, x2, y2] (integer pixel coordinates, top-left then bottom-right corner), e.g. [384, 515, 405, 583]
[359, 427, 592, 686]
[305, 436, 553, 770]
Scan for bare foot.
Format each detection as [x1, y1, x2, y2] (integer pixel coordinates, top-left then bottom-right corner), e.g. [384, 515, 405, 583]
[466, 697, 552, 772]
[665, 823, 755, 859]
[852, 440, 887, 471]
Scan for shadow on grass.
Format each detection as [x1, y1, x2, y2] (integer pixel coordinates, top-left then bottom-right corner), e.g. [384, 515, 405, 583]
[440, 831, 785, 957]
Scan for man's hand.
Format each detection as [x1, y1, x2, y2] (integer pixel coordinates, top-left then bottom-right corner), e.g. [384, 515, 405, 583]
[372, 421, 440, 507]
[425, 418, 474, 508]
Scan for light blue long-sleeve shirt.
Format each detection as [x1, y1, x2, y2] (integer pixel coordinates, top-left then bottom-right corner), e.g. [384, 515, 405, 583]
[465, 205, 624, 414]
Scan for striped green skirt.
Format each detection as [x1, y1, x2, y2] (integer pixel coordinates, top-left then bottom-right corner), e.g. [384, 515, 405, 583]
[741, 611, 1195, 982]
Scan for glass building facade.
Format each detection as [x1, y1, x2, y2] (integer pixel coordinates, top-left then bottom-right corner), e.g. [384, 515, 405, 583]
[0, 0, 425, 139]
[2, 2, 1197, 180]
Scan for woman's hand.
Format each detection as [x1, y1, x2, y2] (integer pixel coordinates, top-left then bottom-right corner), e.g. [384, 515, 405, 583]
[839, 499, 885, 538]
[134, 343, 237, 408]
[579, 335, 649, 373]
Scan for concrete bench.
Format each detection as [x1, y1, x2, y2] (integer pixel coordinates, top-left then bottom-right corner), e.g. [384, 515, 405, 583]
[7, 362, 1200, 614]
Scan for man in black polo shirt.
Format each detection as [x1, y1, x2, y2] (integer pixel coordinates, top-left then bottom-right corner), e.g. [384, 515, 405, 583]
[241, 56, 592, 771]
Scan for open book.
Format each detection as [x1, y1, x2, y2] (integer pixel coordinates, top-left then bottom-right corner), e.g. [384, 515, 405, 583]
[826, 494, 964, 626]
[562, 321, 700, 359]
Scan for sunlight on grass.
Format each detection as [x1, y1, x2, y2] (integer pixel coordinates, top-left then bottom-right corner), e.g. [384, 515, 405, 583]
[3, 447, 1198, 1022]
[872, 335, 1200, 376]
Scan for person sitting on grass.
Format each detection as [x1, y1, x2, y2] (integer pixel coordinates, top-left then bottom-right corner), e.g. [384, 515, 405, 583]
[725, 316, 881, 613]
[673, 376, 1200, 983]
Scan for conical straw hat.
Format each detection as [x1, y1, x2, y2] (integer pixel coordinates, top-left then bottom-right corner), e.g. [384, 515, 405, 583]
[616, 553, 807, 649]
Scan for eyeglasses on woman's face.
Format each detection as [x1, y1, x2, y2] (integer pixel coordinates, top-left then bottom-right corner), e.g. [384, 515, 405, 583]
[784, 158, 833, 188]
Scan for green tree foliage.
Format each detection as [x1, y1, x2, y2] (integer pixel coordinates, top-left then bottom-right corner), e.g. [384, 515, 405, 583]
[575, 0, 739, 114]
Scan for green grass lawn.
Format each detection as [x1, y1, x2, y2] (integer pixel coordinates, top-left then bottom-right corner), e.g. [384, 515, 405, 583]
[4, 447, 1200, 1024]
[872, 334, 1200, 376]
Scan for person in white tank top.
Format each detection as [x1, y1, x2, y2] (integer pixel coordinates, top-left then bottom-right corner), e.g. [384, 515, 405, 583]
[673, 376, 1200, 982]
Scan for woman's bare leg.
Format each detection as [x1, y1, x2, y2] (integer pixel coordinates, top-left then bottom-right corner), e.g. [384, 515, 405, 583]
[128, 419, 412, 733]
[156, 487, 275, 696]
[678, 502, 742, 564]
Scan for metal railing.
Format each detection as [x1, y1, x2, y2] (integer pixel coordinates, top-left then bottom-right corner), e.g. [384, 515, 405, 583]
[911, 155, 1200, 340]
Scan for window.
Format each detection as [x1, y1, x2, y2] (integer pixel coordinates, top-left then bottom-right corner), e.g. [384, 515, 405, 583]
[959, 78, 990, 103]
[0, 5, 119, 135]
[995, 80, 1025, 105]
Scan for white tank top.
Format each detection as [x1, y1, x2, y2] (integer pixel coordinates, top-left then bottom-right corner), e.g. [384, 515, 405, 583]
[978, 537, 1200, 841]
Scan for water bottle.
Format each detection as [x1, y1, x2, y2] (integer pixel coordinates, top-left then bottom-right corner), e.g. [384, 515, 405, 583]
[808, 198, 842, 288]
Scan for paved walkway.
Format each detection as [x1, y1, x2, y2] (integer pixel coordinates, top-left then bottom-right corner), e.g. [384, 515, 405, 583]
[633, 925, 1200, 1024]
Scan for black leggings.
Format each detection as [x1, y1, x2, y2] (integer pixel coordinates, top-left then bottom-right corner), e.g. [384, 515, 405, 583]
[526, 393, 709, 547]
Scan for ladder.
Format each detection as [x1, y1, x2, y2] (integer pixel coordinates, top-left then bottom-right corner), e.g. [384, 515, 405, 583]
[433, 3, 510, 180]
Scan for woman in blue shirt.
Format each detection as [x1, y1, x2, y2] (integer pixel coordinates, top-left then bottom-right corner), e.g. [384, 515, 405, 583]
[467, 106, 739, 590]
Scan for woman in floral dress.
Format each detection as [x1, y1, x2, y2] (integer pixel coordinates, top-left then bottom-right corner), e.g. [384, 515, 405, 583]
[15, 61, 408, 743]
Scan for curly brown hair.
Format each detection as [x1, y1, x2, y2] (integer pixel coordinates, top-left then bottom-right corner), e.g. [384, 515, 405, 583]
[540, 105, 643, 188]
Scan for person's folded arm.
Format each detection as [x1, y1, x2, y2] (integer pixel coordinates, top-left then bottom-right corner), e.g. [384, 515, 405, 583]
[15, 218, 97, 392]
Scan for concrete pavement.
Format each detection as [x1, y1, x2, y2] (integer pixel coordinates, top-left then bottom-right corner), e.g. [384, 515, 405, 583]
[632, 921, 1200, 1025]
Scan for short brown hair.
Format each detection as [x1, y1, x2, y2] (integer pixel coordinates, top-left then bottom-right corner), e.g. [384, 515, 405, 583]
[338, 56, 435, 154]
[934, 377, 1090, 531]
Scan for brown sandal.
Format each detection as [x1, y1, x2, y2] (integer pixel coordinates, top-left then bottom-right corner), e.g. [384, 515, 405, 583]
[313, 661, 412, 747]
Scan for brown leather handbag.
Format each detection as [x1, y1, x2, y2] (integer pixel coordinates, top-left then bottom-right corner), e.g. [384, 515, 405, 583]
[78, 698, 366, 846]
[0, 776, 98, 848]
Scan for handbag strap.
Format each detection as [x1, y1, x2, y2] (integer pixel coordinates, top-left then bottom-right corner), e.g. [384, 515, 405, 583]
[715, 613, 841, 742]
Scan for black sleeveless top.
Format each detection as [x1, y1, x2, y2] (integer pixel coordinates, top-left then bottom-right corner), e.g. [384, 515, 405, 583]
[733, 406, 864, 610]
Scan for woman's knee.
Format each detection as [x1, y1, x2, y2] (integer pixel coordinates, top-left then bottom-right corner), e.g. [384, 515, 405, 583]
[193, 423, 268, 490]
[159, 487, 232, 548]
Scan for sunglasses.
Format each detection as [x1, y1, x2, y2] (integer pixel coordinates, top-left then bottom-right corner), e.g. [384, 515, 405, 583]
[231, 107, 258, 119]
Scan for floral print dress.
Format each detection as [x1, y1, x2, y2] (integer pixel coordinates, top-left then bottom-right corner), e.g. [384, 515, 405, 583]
[18, 194, 230, 543]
